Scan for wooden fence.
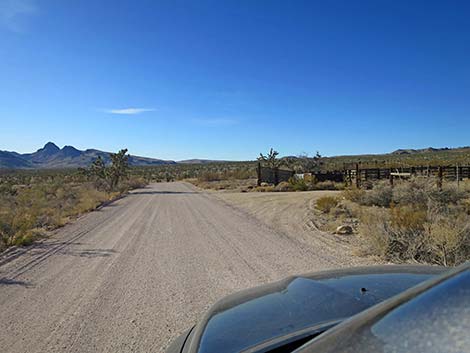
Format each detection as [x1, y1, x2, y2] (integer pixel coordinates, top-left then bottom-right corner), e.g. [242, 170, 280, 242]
[257, 164, 294, 185]
[346, 164, 470, 188]
[258, 162, 470, 188]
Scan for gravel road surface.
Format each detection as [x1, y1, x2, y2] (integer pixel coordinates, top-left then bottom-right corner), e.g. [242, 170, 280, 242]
[0, 182, 365, 353]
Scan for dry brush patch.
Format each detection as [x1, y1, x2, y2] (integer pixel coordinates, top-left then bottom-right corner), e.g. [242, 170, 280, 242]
[315, 196, 339, 213]
[0, 171, 147, 251]
[318, 178, 470, 266]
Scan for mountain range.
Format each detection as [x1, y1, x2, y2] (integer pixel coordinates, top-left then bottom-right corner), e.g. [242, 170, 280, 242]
[2, 142, 467, 169]
[0, 142, 177, 169]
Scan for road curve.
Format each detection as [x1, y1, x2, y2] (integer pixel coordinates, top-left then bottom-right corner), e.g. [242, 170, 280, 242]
[1, 182, 353, 352]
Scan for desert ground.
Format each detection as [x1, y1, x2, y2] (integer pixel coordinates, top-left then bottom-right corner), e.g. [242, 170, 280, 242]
[216, 190, 372, 267]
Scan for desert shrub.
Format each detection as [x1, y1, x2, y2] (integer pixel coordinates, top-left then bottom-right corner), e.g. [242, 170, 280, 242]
[361, 181, 393, 207]
[335, 182, 346, 191]
[339, 199, 362, 219]
[459, 198, 470, 215]
[196, 168, 255, 183]
[274, 181, 293, 192]
[346, 177, 470, 265]
[358, 202, 469, 265]
[313, 181, 343, 190]
[255, 185, 275, 192]
[342, 187, 366, 203]
[303, 174, 316, 184]
[223, 169, 254, 180]
[75, 188, 110, 214]
[359, 206, 425, 262]
[428, 184, 465, 207]
[329, 203, 354, 219]
[198, 171, 222, 182]
[358, 207, 390, 257]
[0, 168, 147, 250]
[316, 196, 339, 213]
[390, 205, 426, 231]
[288, 177, 309, 191]
[425, 214, 470, 266]
[10, 229, 44, 247]
[124, 177, 147, 190]
[361, 180, 374, 190]
[392, 178, 431, 206]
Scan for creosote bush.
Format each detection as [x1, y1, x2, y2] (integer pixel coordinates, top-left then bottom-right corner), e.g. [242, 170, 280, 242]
[342, 187, 366, 203]
[0, 179, 117, 250]
[316, 196, 339, 213]
[0, 151, 149, 251]
[351, 178, 470, 266]
[274, 181, 293, 192]
[288, 177, 309, 191]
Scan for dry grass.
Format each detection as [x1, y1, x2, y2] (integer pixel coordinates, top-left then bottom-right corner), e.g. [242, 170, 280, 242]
[0, 174, 146, 251]
[340, 178, 470, 266]
[315, 196, 339, 213]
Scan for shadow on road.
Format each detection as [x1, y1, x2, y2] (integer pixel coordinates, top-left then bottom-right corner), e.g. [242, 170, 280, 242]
[0, 278, 32, 287]
[130, 191, 198, 195]
[62, 248, 117, 258]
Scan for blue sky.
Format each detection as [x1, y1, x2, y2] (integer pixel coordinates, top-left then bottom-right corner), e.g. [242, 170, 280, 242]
[1, 0, 470, 160]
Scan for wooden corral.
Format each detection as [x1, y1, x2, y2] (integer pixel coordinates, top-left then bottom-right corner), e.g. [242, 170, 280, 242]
[257, 163, 295, 185]
[258, 162, 470, 188]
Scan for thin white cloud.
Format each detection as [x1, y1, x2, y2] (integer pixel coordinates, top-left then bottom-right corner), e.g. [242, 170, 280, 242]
[0, 0, 37, 33]
[193, 118, 238, 126]
[104, 108, 155, 115]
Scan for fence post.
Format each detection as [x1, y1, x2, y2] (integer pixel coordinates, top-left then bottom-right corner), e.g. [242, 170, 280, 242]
[389, 169, 394, 187]
[457, 164, 460, 190]
[257, 162, 262, 186]
[274, 167, 279, 185]
[355, 163, 360, 188]
[437, 166, 443, 190]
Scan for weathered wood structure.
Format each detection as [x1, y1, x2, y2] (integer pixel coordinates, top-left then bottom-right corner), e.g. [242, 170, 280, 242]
[345, 164, 470, 188]
[257, 163, 295, 185]
[258, 162, 470, 188]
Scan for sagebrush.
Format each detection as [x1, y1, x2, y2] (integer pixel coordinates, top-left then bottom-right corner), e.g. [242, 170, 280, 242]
[342, 178, 470, 266]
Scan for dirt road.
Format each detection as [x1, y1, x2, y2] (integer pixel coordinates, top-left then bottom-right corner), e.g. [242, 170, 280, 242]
[0, 182, 368, 353]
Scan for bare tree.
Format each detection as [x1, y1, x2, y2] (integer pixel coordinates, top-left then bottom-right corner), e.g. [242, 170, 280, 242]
[258, 148, 282, 169]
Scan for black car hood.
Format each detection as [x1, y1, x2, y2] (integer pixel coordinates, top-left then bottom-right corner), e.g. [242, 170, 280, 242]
[176, 265, 444, 353]
[297, 263, 470, 353]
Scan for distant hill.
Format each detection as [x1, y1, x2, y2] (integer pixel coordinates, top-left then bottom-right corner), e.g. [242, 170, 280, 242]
[178, 159, 229, 164]
[0, 151, 32, 168]
[320, 146, 470, 170]
[0, 142, 176, 169]
[3, 143, 470, 170]
[391, 147, 453, 155]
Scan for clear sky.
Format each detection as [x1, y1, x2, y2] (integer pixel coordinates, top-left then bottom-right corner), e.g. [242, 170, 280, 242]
[1, 0, 470, 160]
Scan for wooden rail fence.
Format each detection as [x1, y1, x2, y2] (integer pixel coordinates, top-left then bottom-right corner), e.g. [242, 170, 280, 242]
[258, 163, 470, 188]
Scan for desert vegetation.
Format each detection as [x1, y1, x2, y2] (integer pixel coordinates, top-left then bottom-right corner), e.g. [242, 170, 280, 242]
[317, 178, 470, 266]
[302, 146, 470, 170]
[115, 146, 470, 192]
[3, 145, 470, 267]
[132, 161, 257, 183]
[0, 149, 146, 251]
